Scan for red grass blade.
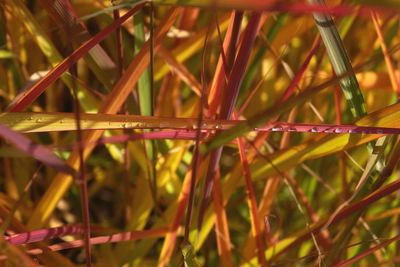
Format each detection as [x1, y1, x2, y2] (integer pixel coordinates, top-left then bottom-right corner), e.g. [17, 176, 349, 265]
[198, 12, 262, 228]
[1, 228, 168, 260]
[6, 225, 86, 245]
[335, 234, 400, 267]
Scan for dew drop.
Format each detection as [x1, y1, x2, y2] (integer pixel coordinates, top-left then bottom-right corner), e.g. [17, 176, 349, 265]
[27, 116, 34, 121]
[215, 124, 222, 130]
[36, 118, 42, 123]
[272, 125, 283, 132]
[310, 127, 318, 133]
[124, 123, 132, 128]
[334, 128, 343, 133]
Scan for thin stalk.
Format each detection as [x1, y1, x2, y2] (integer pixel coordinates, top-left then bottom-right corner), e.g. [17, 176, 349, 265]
[70, 64, 92, 266]
[112, 0, 124, 76]
[234, 113, 266, 267]
[181, 9, 210, 267]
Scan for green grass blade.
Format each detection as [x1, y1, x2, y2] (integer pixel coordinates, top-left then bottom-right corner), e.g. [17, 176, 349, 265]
[308, 0, 389, 263]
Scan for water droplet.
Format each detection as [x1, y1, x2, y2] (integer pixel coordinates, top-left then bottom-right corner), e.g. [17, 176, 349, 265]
[253, 127, 259, 131]
[36, 118, 42, 123]
[27, 116, 34, 121]
[192, 124, 199, 130]
[310, 127, 318, 133]
[288, 127, 296, 132]
[201, 122, 207, 128]
[215, 124, 222, 130]
[334, 128, 343, 133]
[272, 125, 283, 132]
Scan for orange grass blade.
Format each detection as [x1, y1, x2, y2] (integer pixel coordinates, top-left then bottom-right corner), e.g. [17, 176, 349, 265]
[235, 129, 266, 266]
[371, 11, 400, 96]
[212, 171, 233, 267]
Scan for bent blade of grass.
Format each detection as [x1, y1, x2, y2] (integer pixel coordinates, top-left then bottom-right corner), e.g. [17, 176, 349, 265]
[27, 8, 181, 229]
